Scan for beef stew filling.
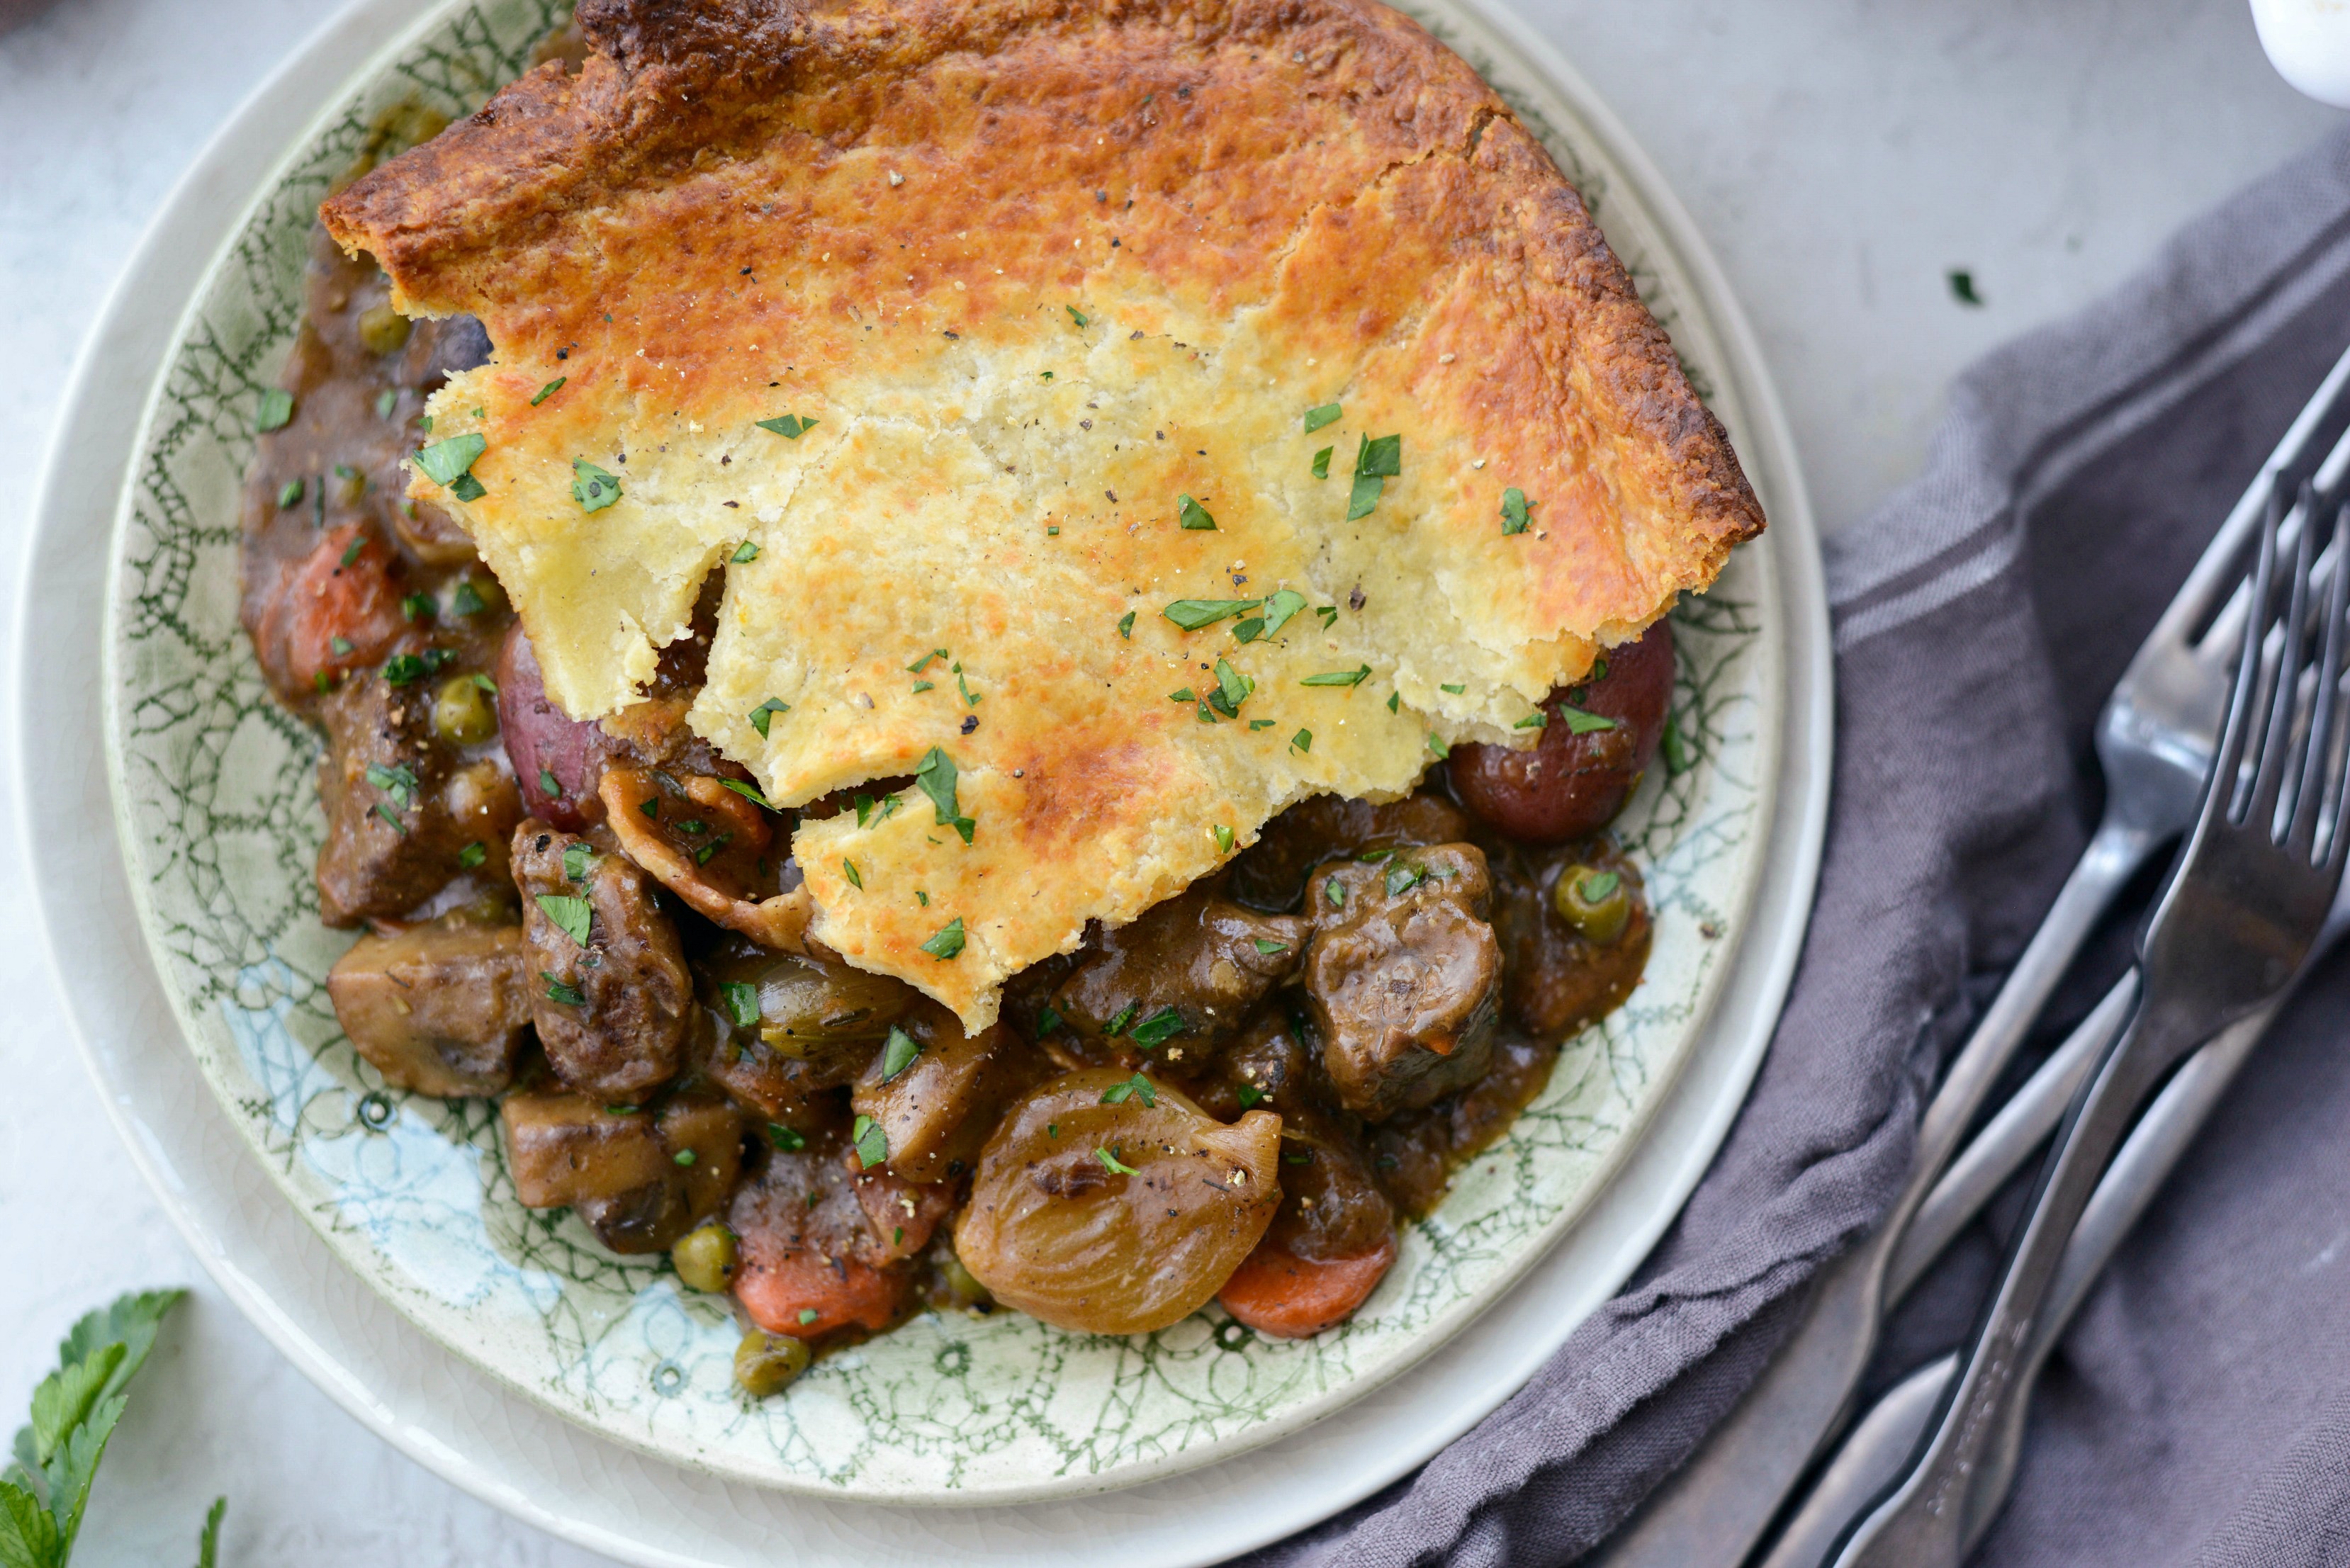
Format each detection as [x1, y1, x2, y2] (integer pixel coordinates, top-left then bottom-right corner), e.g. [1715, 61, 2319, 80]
[241, 213, 1670, 1387]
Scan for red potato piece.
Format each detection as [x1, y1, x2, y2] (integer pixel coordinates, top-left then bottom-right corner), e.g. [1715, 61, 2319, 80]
[496, 620, 609, 829]
[1219, 1239, 1397, 1339]
[1449, 619, 1675, 844]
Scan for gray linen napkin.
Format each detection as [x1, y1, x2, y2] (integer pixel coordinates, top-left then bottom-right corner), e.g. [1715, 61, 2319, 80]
[1239, 124, 2350, 1568]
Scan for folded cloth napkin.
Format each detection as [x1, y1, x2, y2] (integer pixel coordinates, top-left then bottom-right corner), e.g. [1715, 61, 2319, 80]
[1238, 124, 2350, 1568]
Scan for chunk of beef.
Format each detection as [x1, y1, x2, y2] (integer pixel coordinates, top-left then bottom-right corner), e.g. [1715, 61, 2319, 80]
[316, 663, 517, 924]
[325, 918, 531, 1095]
[727, 1129, 955, 1338]
[1302, 843, 1501, 1121]
[1368, 1032, 1560, 1217]
[1218, 1103, 1397, 1338]
[1487, 840, 1653, 1039]
[1226, 791, 1473, 913]
[1040, 886, 1308, 1071]
[512, 820, 692, 1098]
[501, 1085, 742, 1253]
[1188, 1005, 1317, 1122]
[850, 1005, 1048, 1184]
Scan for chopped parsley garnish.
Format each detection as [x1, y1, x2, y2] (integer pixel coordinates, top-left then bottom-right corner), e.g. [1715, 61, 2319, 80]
[450, 579, 487, 616]
[1169, 688, 1197, 703]
[1249, 719, 1276, 731]
[532, 376, 567, 405]
[1303, 402, 1342, 433]
[1326, 879, 1346, 907]
[375, 388, 398, 419]
[673, 1149, 697, 1167]
[1210, 658, 1254, 716]
[1387, 691, 1401, 713]
[1441, 682, 1466, 694]
[843, 858, 862, 889]
[853, 792, 904, 828]
[913, 746, 977, 843]
[1559, 706, 1617, 734]
[1104, 1005, 1137, 1037]
[1293, 728, 1312, 752]
[539, 766, 563, 798]
[911, 680, 935, 694]
[372, 803, 407, 835]
[256, 388, 295, 432]
[765, 1124, 806, 1151]
[1253, 937, 1289, 955]
[756, 414, 818, 439]
[1067, 305, 1090, 327]
[731, 541, 760, 564]
[1260, 588, 1308, 637]
[1347, 471, 1383, 520]
[570, 458, 621, 512]
[1118, 611, 1137, 638]
[277, 477, 304, 507]
[879, 1025, 921, 1083]
[1236, 1083, 1266, 1110]
[1283, 1150, 1313, 1166]
[364, 762, 419, 807]
[458, 840, 488, 868]
[1315, 605, 1339, 629]
[1162, 597, 1259, 630]
[1038, 1005, 1064, 1034]
[1213, 823, 1235, 854]
[639, 795, 660, 818]
[380, 653, 429, 685]
[542, 972, 588, 1007]
[415, 432, 485, 486]
[1311, 446, 1333, 480]
[748, 697, 789, 737]
[1176, 494, 1217, 531]
[716, 778, 774, 811]
[1579, 869, 1623, 902]
[401, 592, 434, 622]
[339, 536, 365, 568]
[1300, 665, 1370, 687]
[1357, 433, 1402, 476]
[957, 669, 981, 706]
[562, 842, 595, 881]
[799, 1307, 821, 1326]
[692, 835, 731, 866]
[721, 981, 760, 1028]
[536, 893, 593, 947]
[1663, 714, 1692, 775]
[1514, 713, 1548, 730]
[1232, 616, 1266, 642]
[852, 1114, 889, 1168]
[1385, 862, 1427, 898]
[1130, 1006, 1186, 1049]
[1427, 732, 1451, 758]
[1100, 1072, 1157, 1107]
[920, 916, 967, 959]
[1040, 370, 1055, 380]
[1095, 1146, 1140, 1175]
[1501, 487, 1531, 535]
[908, 648, 948, 674]
[449, 473, 486, 502]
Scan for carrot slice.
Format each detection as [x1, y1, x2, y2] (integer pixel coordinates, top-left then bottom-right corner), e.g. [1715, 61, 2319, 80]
[734, 1246, 904, 1338]
[271, 523, 406, 691]
[1218, 1233, 1397, 1339]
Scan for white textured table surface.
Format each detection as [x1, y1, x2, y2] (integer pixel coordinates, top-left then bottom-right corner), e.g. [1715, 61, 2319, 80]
[0, 1, 2334, 1562]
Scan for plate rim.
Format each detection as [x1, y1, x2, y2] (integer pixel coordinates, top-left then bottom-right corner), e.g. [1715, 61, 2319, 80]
[16, 0, 1831, 1557]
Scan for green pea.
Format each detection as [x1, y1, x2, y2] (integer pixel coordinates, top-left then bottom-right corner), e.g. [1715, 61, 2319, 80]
[356, 302, 412, 356]
[734, 1331, 811, 1398]
[1553, 863, 1631, 945]
[431, 672, 499, 746]
[671, 1224, 738, 1293]
[935, 1251, 991, 1312]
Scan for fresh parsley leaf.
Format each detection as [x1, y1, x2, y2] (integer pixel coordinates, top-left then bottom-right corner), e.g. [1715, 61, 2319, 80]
[1578, 869, 1623, 902]
[543, 971, 588, 1007]
[1514, 712, 1548, 730]
[1293, 728, 1312, 752]
[716, 777, 774, 811]
[1095, 1146, 1140, 1175]
[911, 679, 936, 694]
[1662, 714, 1692, 775]
[1213, 658, 1253, 714]
[1356, 432, 1402, 477]
[374, 388, 398, 419]
[673, 1148, 697, 1168]
[1169, 688, 1198, 703]
[1162, 597, 1259, 630]
[748, 697, 789, 737]
[1213, 823, 1235, 854]
[1250, 718, 1276, 731]
[195, 1496, 226, 1568]
[449, 472, 487, 502]
[1303, 402, 1342, 433]
[539, 766, 563, 798]
[532, 376, 567, 406]
[1118, 611, 1136, 638]
[364, 762, 418, 808]
[1176, 494, 1217, 531]
[570, 458, 621, 512]
[799, 1307, 821, 1325]
[721, 981, 760, 1030]
[843, 858, 862, 889]
[1232, 616, 1266, 643]
[1105, 1005, 1137, 1037]
[414, 432, 485, 486]
[563, 844, 595, 885]
[535, 893, 593, 947]
[692, 835, 731, 867]
[1441, 682, 1466, 694]
[908, 648, 948, 674]
[1260, 587, 1308, 637]
[853, 1114, 889, 1168]
[1347, 470, 1384, 519]
[731, 540, 760, 564]
[255, 388, 295, 432]
[1037, 1005, 1064, 1035]
[1100, 1072, 1157, 1107]
[1130, 1006, 1185, 1049]
[1501, 487, 1531, 535]
[880, 1025, 921, 1083]
[457, 840, 488, 868]
[765, 1123, 806, 1151]
[1315, 605, 1339, 629]
[449, 579, 487, 616]
[1067, 305, 1090, 327]
[1300, 665, 1370, 687]
[756, 414, 818, 439]
[1558, 705, 1617, 734]
[1235, 1083, 1266, 1110]
[1253, 937, 1288, 955]
[276, 477, 304, 507]
[1387, 691, 1401, 714]
[1385, 861, 1427, 898]
[1311, 446, 1333, 479]
[920, 916, 967, 959]
[913, 747, 976, 842]
[1426, 731, 1451, 759]
[1326, 879, 1346, 907]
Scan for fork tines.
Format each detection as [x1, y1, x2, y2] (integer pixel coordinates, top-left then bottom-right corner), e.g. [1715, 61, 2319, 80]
[2222, 478, 2350, 863]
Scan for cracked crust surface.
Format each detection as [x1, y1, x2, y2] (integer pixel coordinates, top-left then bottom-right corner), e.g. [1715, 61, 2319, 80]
[321, 0, 1764, 1028]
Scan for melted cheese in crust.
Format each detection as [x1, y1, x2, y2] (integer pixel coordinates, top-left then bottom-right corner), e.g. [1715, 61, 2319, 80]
[322, 0, 1765, 1028]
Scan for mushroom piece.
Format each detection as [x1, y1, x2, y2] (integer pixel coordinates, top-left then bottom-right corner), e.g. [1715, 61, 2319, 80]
[325, 918, 532, 1096]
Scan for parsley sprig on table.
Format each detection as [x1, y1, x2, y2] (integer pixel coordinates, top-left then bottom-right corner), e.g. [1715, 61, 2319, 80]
[1, 1288, 225, 1567]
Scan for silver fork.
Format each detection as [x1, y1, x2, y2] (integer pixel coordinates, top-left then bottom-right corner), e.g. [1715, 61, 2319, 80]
[1592, 340, 2350, 1568]
[1829, 481, 2350, 1567]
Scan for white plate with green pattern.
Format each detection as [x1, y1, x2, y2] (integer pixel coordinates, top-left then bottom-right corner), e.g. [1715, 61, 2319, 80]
[26, 0, 1828, 1545]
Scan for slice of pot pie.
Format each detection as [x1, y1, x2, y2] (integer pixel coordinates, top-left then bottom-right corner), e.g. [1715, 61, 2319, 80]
[321, 0, 1765, 1030]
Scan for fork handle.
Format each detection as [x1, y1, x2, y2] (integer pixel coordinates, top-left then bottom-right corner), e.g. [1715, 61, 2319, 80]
[1827, 989, 2211, 1567]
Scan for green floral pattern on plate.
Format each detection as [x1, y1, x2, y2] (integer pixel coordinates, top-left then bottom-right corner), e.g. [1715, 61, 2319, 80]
[101, 0, 1777, 1499]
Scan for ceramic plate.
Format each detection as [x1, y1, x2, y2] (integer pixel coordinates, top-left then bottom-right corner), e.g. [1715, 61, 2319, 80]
[23, 0, 1828, 1553]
